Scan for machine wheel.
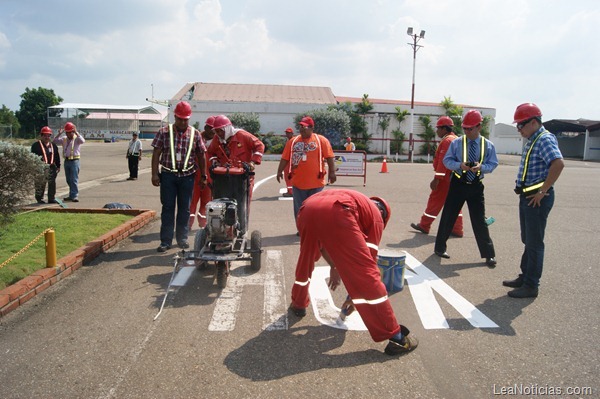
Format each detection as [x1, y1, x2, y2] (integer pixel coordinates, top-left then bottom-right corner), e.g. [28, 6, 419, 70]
[216, 261, 228, 288]
[250, 230, 262, 271]
[194, 228, 208, 269]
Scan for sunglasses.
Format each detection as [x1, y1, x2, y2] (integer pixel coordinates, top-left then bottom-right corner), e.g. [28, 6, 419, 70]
[517, 119, 533, 129]
[463, 125, 480, 132]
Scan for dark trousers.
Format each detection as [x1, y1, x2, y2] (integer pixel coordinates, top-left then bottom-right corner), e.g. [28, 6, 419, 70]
[519, 189, 554, 287]
[35, 165, 58, 201]
[127, 155, 140, 178]
[435, 177, 495, 258]
[159, 171, 194, 245]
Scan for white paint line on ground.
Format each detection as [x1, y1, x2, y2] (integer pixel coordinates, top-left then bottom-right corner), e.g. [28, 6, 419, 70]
[263, 250, 288, 331]
[405, 253, 499, 329]
[208, 250, 287, 331]
[309, 266, 368, 331]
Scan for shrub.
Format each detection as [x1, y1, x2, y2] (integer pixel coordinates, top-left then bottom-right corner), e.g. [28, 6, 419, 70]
[0, 141, 46, 228]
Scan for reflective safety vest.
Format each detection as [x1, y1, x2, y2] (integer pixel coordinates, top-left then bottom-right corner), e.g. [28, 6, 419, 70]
[38, 140, 54, 165]
[518, 131, 549, 194]
[162, 124, 196, 173]
[453, 136, 486, 180]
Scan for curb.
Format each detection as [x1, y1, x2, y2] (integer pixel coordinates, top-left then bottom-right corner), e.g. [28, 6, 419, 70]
[0, 208, 157, 318]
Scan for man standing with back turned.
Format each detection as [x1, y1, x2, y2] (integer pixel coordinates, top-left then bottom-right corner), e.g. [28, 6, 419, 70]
[503, 103, 564, 298]
[434, 110, 498, 267]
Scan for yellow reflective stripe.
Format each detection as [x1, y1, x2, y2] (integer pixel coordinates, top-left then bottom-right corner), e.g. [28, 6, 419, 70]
[352, 295, 389, 305]
[294, 279, 311, 287]
[521, 132, 548, 183]
[168, 125, 196, 172]
[366, 242, 378, 251]
[457, 137, 486, 178]
[522, 182, 544, 193]
[435, 172, 446, 176]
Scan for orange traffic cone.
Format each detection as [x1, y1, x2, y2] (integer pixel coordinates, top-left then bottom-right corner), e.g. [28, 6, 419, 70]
[380, 157, 389, 173]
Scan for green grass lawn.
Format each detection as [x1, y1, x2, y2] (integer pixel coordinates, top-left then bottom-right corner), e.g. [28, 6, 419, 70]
[0, 211, 133, 290]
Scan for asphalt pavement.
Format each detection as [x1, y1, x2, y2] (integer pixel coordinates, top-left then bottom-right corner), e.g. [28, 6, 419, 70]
[0, 139, 598, 398]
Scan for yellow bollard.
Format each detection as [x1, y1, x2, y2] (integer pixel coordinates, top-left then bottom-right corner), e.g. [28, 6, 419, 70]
[45, 229, 57, 268]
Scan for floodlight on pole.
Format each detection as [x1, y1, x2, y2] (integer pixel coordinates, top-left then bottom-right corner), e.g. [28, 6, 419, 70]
[407, 26, 425, 162]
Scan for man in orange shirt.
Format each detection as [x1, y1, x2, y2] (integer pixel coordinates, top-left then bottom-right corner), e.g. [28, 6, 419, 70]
[411, 116, 463, 237]
[277, 116, 337, 222]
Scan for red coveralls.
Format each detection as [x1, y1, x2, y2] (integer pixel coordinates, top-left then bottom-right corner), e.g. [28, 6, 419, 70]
[189, 134, 212, 228]
[291, 190, 402, 342]
[206, 129, 264, 202]
[418, 133, 463, 235]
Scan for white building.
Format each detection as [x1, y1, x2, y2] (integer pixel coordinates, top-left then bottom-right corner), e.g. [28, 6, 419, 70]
[169, 82, 497, 155]
[491, 123, 523, 155]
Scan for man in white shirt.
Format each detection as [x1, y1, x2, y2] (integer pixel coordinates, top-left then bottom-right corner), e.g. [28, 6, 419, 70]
[126, 132, 142, 180]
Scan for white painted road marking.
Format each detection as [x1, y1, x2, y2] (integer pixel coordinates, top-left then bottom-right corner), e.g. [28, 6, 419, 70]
[208, 249, 287, 331]
[171, 248, 498, 331]
[404, 253, 499, 329]
[307, 253, 498, 330]
[308, 267, 367, 330]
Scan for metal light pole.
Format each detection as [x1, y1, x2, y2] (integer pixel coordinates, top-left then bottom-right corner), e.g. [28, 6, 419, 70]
[407, 27, 425, 163]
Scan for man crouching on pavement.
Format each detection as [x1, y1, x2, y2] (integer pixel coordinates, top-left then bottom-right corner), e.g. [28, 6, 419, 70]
[289, 189, 418, 356]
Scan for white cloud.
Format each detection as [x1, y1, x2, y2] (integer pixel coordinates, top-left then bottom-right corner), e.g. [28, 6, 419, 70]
[0, 0, 599, 124]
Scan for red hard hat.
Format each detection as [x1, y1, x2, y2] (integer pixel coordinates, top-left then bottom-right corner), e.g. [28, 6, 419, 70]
[513, 103, 542, 123]
[205, 116, 216, 128]
[64, 122, 76, 132]
[461, 110, 483, 128]
[436, 116, 454, 127]
[299, 116, 314, 127]
[370, 196, 391, 228]
[40, 126, 53, 135]
[212, 115, 232, 130]
[285, 127, 293, 133]
[174, 101, 192, 120]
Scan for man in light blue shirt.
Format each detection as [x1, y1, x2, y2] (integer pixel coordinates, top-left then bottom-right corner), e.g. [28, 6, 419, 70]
[434, 110, 498, 267]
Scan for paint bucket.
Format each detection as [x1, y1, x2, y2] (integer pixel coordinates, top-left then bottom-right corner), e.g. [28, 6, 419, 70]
[377, 249, 406, 293]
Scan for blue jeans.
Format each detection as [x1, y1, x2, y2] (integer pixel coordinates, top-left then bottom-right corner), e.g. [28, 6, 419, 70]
[63, 159, 80, 199]
[159, 172, 195, 245]
[519, 189, 555, 288]
[292, 186, 324, 221]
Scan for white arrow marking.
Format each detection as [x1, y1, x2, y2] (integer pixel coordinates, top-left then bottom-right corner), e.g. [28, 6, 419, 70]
[405, 253, 499, 329]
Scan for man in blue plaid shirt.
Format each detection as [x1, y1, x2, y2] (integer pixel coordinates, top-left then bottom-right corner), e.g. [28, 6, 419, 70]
[504, 103, 564, 298]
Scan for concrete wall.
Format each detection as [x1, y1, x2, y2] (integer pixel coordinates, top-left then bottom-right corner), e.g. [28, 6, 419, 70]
[491, 123, 524, 155]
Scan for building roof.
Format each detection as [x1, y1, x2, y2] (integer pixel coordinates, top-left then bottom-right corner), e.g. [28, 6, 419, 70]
[335, 96, 495, 110]
[172, 82, 337, 104]
[85, 112, 165, 121]
[49, 103, 162, 114]
[544, 118, 600, 133]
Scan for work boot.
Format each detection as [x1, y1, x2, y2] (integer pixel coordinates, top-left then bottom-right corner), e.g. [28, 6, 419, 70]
[508, 285, 538, 298]
[384, 335, 419, 356]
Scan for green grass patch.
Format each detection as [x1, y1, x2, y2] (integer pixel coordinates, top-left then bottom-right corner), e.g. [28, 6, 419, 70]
[0, 211, 133, 290]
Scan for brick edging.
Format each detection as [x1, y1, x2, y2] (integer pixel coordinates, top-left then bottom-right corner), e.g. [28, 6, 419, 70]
[0, 209, 157, 317]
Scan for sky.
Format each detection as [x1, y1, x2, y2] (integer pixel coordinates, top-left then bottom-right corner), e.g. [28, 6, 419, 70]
[1, 0, 599, 125]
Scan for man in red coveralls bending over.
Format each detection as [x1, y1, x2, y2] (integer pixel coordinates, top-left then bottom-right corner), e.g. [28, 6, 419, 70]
[289, 189, 418, 356]
[411, 116, 464, 237]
